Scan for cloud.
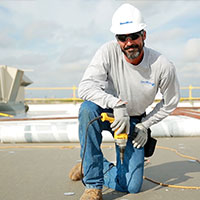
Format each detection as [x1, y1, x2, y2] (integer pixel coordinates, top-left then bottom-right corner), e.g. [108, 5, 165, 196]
[0, 52, 48, 67]
[24, 20, 62, 41]
[177, 61, 200, 87]
[27, 58, 89, 88]
[146, 27, 186, 56]
[59, 45, 91, 64]
[184, 38, 200, 62]
[175, 37, 200, 87]
[0, 32, 15, 48]
[180, 61, 200, 76]
[148, 28, 185, 43]
[142, 1, 200, 31]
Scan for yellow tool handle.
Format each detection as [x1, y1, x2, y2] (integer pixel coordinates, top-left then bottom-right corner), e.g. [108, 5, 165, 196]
[101, 112, 128, 139]
[101, 113, 114, 123]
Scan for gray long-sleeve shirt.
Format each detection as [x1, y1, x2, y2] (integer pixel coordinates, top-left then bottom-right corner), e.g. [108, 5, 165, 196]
[78, 41, 180, 128]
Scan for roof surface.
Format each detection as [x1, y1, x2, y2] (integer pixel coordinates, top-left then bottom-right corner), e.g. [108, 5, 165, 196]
[0, 137, 200, 200]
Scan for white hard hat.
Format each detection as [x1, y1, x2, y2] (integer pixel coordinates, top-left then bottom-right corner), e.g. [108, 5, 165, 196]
[110, 3, 147, 34]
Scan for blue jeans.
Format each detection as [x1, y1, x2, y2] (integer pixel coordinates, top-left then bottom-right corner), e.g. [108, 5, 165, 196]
[79, 101, 144, 193]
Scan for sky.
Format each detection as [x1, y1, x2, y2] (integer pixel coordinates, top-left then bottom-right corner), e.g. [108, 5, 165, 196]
[0, 0, 199, 98]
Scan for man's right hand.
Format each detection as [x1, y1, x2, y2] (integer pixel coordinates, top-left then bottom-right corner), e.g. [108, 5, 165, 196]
[110, 103, 130, 135]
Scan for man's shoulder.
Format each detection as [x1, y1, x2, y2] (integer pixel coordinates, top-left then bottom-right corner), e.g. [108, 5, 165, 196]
[145, 47, 161, 58]
[145, 47, 172, 65]
[100, 40, 120, 51]
[95, 40, 121, 59]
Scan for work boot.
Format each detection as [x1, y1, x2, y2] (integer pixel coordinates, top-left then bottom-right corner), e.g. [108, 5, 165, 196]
[80, 189, 103, 200]
[69, 162, 83, 181]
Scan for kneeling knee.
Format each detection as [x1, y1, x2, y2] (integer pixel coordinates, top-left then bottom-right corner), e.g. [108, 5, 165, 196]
[79, 101, 100, 117]
[127, 179, 143, 194]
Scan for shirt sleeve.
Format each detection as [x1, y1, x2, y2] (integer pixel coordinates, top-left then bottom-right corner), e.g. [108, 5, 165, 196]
[141, 62, 180, 129]
[78, 44, 120, 109]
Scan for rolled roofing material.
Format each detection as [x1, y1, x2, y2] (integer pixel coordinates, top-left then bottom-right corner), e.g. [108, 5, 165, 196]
[0, 116, 200, 143]
[151, 116, 200, 137]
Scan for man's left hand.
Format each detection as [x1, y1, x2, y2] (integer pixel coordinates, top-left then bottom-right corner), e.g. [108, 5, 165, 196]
[132, 123, 148, 148]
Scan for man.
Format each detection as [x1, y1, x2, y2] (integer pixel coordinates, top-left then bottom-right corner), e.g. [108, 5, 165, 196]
[69, 3, 180, 200]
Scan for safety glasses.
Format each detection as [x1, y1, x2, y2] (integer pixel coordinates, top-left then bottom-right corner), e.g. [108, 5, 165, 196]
[116, 31, 142, 42]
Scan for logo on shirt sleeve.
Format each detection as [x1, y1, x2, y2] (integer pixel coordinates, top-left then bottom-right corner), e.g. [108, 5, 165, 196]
[141, 80, 155, 86]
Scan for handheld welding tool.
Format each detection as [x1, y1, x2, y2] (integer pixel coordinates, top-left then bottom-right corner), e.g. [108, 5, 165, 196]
[101, 112, 128, 164]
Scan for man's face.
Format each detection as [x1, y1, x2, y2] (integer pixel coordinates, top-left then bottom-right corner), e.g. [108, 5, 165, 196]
[116, 31, 146, 61]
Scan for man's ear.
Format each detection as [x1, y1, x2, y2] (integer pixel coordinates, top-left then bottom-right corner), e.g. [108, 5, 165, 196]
[143, 30, 146, 40]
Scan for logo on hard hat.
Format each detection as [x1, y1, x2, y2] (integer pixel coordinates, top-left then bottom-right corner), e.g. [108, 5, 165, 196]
[120, 21, 133, 25]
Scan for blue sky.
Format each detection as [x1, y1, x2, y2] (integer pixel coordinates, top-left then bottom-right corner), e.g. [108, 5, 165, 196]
[0, 0, 199, 98]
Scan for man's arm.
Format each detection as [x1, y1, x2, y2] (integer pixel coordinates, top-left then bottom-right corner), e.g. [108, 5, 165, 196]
[78, 44, 120, 109]
[141, 63, 180, 129]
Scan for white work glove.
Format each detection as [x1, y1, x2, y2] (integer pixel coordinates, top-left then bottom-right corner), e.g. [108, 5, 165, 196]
[110, 104, 130, 135]
[132, 123, 148, 148]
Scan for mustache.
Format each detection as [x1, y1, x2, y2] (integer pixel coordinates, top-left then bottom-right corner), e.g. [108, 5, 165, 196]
[124, 45, 139, 50]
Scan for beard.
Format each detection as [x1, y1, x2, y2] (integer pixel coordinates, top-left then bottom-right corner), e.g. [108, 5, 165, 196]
[122, 41, 144, 60]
